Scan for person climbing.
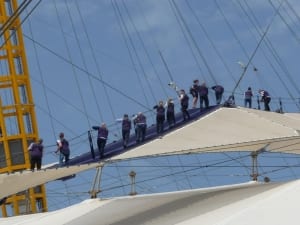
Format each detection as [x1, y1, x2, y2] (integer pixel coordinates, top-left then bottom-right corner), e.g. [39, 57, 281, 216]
[121, 114, 131, 148]
[211, 84, 224, 105]
[189, 79, 199, 108]
[244, 87, 253, 108]
[198, 82, 209, 110]
[136, 112, 147, 143]
[154, 100, 165, 134]
[92, 123, 109, 159]
[179, 89, 190, 121]
[28, 138, 44, 171]
[165, 98, 176, 128]
[55, 132, 70, 166]
[259, 89, 271, 111]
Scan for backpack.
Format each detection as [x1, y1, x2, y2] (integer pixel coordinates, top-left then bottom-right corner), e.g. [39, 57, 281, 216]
[60, 139, 70, 156]
[189, 86, 197, 97]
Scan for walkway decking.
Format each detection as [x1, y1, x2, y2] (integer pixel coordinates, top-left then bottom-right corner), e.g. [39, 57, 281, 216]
[65, 105, 220, 167]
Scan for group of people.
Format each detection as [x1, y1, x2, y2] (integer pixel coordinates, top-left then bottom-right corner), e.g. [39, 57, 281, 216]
[91, 97, 177, 159]
[90, 111, 146, 159]
[28, 132, 70, 171]
[244, 87, 271, 111]
[189, 80, 225, 110]
[28, 80, 272, 170]
[189, 79, 271, 111]
[153, 99, 176, 133]
[178, 80, 224, 120]
[90, 81, 272, 161]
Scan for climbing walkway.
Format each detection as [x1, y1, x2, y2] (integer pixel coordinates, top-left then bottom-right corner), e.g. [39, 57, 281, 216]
[61, 105, 221, 168]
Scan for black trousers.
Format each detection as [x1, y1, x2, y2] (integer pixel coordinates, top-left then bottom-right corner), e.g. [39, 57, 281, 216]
[97, 138, 107, 158]
[156, 115, 165, 134]
[122, 129, 130, 147]
[167, 111, 175, 127]
[264, 97, 271, 111]
[181, 105, 190, 120]
[200, 95, 209, 108]
[30, 156, 42, 170]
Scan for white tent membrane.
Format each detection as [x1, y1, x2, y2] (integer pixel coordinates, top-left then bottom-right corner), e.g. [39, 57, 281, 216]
[1, 107, 300, 201]
[0, 162, 104, 199]
[1, 179, 300, 225]
[110, 107, 300, 162]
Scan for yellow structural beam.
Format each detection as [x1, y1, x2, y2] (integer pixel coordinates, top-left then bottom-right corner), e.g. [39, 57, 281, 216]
[0, 0, 47, 216]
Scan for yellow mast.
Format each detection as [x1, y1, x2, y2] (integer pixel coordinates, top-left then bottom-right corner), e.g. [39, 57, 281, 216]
[0, 0, 47, 216]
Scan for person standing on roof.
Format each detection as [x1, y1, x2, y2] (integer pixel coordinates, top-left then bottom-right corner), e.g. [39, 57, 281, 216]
[179, 89, 190, 121]
[189, 79, 199, 108]
[28, 138, 43, 171]
[211, 84, 224, 105]
[55, 132, 70, 166]
[244, 87, 253, 108]
[136, 112, 147, 143]
[154, 100, 165, 134]
[259, 89, 271, 111]
[92, 123, 109, 159]
[166, 98, 175, 128]
[121, 114, 131, 149]
[198, 82, 209, 110]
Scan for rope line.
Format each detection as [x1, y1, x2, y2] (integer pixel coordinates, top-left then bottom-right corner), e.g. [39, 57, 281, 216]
[53, 0, 91, 128]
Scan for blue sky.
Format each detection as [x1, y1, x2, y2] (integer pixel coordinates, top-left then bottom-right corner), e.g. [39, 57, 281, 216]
[24, 0, 300, 157]
[11, 0, 300, 211]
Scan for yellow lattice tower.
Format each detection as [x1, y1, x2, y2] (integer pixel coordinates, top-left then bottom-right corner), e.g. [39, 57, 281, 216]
[0, 0, 47, 216]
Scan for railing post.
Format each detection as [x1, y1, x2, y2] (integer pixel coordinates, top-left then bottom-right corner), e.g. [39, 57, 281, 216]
[129, 170, 137, 196]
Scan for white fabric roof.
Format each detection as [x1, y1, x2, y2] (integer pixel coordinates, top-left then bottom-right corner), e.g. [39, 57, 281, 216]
[0, 162, 103, 199]
[1, 179, 300, 225]
[110, 107, 300, 162]
[1, 107, 300, 201]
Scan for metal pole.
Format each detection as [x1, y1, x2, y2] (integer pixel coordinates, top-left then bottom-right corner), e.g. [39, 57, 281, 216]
[89, 166, 103, 199]
[129, 170, 137, 196]
[250, 151, 258, 181]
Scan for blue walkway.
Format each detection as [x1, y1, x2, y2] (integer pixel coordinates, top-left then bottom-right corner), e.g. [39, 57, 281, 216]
[65, 105, 220, 167]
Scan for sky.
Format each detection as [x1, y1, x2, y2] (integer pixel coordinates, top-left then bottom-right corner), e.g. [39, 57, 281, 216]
[3, 0, 300, 212]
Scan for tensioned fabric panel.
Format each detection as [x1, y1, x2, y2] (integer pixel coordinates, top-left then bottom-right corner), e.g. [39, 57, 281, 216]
[1, 180, 298, 225]
[110, 107, 300, 162]
[0, 162, 104, 199]
[1, 107, 299, 200]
